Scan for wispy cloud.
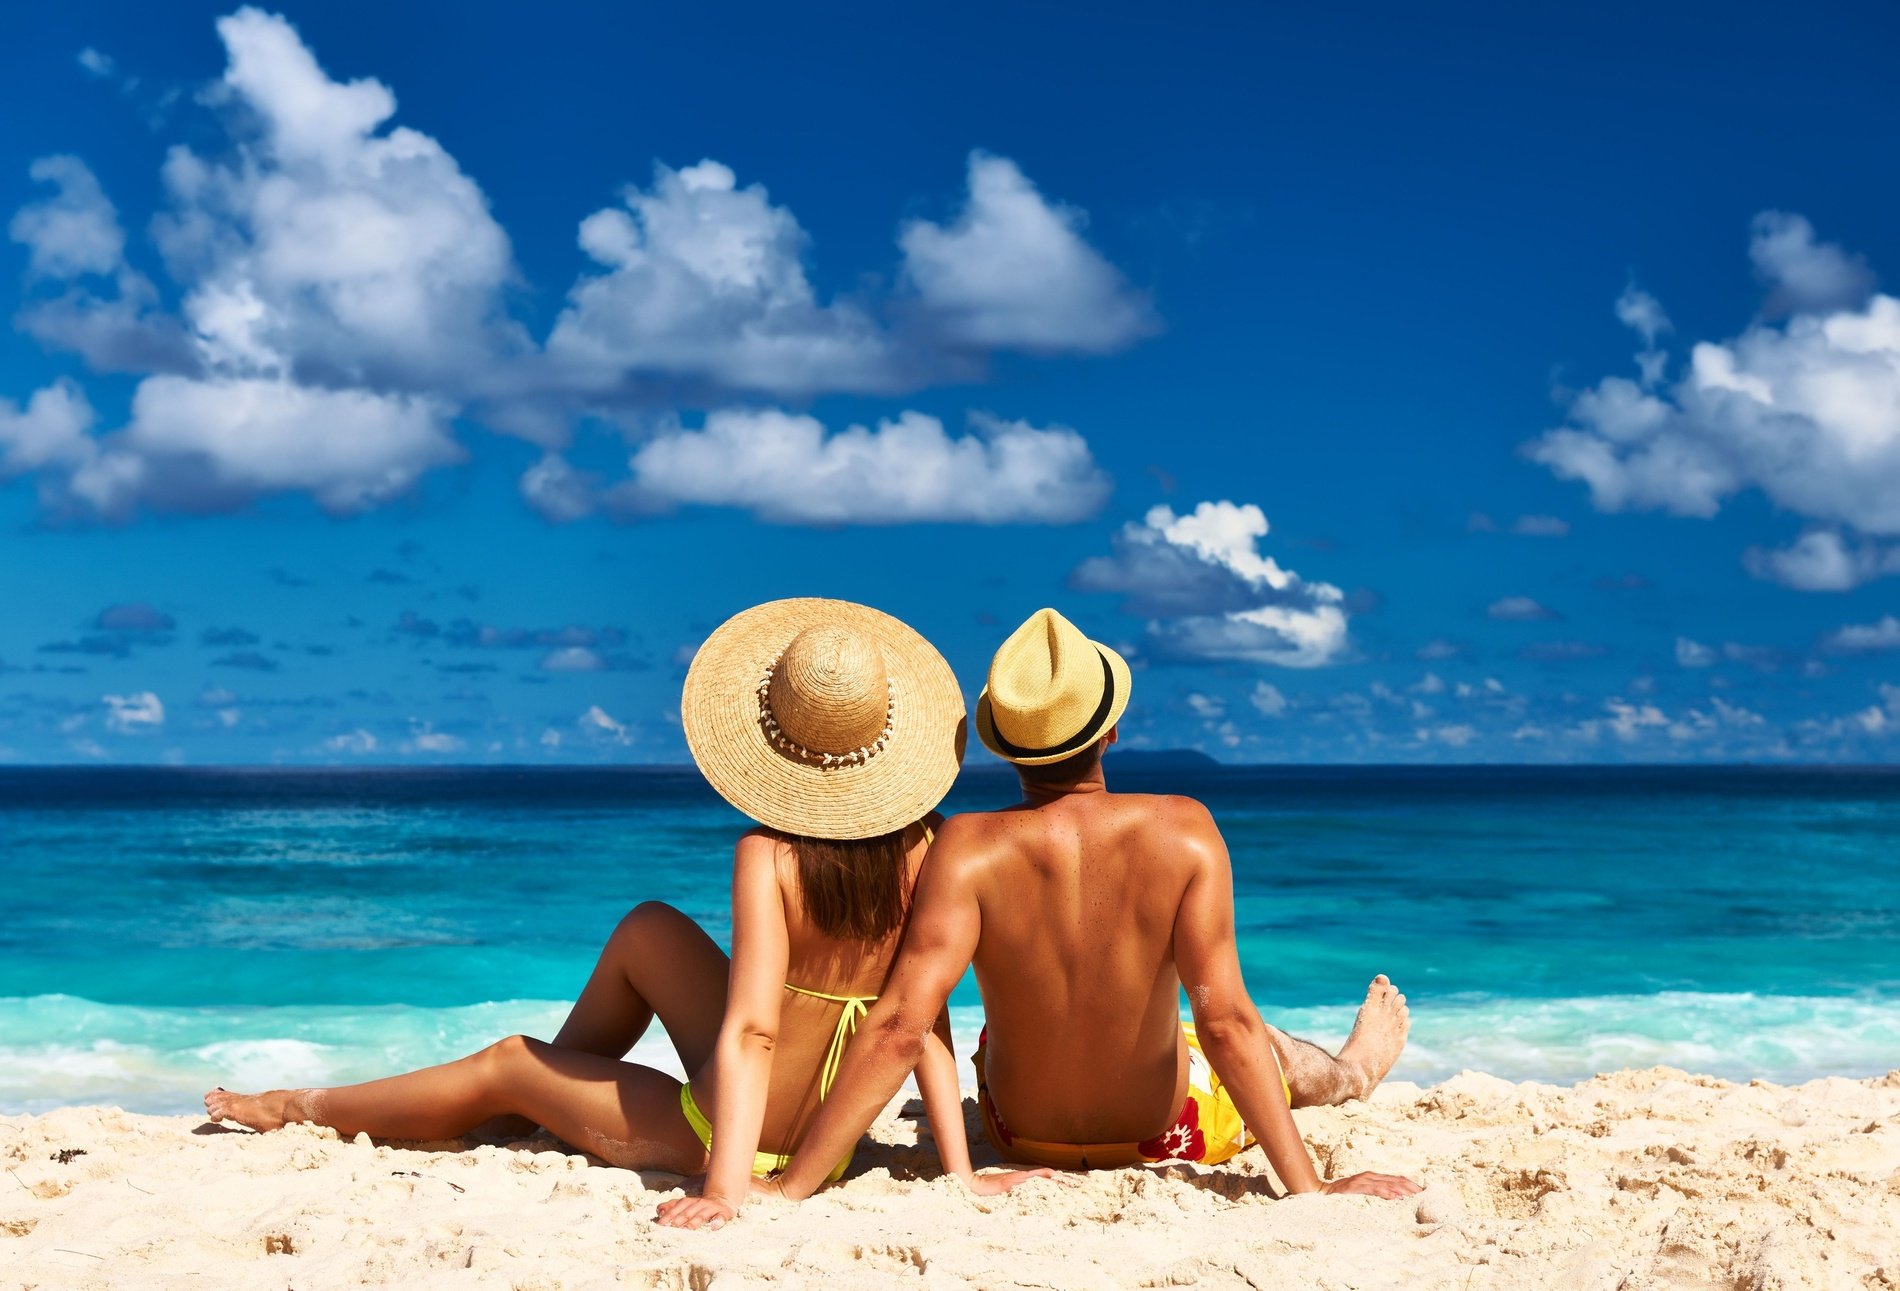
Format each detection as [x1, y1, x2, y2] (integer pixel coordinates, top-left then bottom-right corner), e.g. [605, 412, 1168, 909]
[1487, 596, 1560, 622]
[1822, 615, 1900, 654]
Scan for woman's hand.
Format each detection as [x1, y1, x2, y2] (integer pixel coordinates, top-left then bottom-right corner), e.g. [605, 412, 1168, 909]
[1320, 1171, 1421, 1199]
[960, 1167, 1057, 1197]
[748, 1175, 790, 1201]
[654, 1193, 740, 1230]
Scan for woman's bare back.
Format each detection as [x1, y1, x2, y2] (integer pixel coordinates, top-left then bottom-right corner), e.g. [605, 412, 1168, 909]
[744, 822, 933, 1154]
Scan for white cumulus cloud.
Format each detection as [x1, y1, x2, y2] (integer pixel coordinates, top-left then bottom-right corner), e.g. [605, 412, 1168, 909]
[7, 157, 188, 374]
[899, 152, 1153, 355]
[539, 646, 605, 672]
[1071, 501, 1350, 668]
[518, 453, 601, 524]
[1605, 700, 1668, 741]
[1823, 615, 1900, 653]
[1527, 214, 1900, 588]
[103, 691, 164, 733]
[322, 729, 378, 754]
[5, 11, 1148, 527]
[0, 381, 96, 477]
[611, 409, 1110, 525]
[1427, 723, 1478, 747]
[1249, 682, 1288, 717]
[1749, 211, 1873, 314]
[9, 155, 125, 278]
[1675, 637, 1716, 667]
[7, 9, 509, 517]
[401, 723, 464, 754]
[1185, 693, 1224, 719]
[578, 704, 631, 744]
[545, 160, 898, 398]
[1742, 529, 1900, 591]
[155, 7, 522, 390]
[87, 376, 461, 516]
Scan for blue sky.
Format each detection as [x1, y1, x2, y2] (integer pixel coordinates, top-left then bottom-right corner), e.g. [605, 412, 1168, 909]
[2, 1, 1898, 765]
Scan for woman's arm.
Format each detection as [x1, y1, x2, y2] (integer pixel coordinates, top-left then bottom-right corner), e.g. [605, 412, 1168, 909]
[913, 1008, 1052, 1195]
[916, 1009, 971, 1176]
[655, 832, 789, 1228]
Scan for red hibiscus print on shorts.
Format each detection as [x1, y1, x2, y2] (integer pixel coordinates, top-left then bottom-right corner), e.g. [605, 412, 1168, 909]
[1139, 1096, 1207, 1161]
[982, 1092, 1016, 1147]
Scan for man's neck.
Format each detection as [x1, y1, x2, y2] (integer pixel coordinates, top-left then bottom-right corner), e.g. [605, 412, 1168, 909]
[1017, 770, 1110, 807]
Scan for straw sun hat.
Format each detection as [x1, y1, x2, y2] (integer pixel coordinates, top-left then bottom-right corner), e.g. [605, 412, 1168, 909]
[681, 598, 967, 840]
[975, 608, 1132, 766]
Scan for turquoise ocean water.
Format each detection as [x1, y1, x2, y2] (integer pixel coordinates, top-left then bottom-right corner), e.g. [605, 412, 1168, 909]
[2, 765, 1896, 1115]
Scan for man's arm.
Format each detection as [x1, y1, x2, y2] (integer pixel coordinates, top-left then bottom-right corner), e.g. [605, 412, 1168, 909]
[766, 829, 984, 1201]
[1171, 804, 1418, 1200]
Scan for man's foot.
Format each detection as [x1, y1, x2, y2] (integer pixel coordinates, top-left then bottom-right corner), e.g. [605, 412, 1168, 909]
[204, 1087, 309, 1132]
[1336, 975, 1410, 1099]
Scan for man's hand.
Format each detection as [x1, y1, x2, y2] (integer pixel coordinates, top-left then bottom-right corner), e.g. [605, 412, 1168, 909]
[959, 1167, 1056, 1197]
[653, 1193, 740, 1230]
[1320, 1171, 1421, 1199]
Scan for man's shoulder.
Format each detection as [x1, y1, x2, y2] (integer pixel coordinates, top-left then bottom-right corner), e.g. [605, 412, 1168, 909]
[920, 811, 1030, 894]
[1109, 793, 1225, 866]
[1107, 791, 1218, 825]
[938, 793, 1217, 843]
[932, 806, 1030, 848]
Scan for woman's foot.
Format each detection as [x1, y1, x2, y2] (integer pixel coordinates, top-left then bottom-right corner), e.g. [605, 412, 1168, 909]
[204, 1086, 316, 1132]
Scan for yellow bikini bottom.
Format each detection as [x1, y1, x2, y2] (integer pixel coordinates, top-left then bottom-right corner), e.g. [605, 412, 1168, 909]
[678, 1083, 853, 1182]
[676, 981, 872, 1182]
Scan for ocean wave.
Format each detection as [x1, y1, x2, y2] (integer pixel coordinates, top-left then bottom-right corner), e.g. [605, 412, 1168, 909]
[1272, 990, 1900, 1086]
[1, 991, 1895, 1116]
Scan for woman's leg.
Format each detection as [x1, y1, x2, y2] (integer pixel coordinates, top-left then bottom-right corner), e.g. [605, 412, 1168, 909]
[208, 908, 733, 1148]
[206, 1036, 710, 1173]
[550, 901, 731, 1074]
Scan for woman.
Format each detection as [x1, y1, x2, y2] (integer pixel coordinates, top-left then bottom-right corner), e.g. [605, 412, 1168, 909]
[206, 598, 1044, 1228]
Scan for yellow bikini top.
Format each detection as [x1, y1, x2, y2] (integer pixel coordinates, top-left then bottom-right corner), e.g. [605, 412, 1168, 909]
[781, 983, 874, 1100]
[782, 824, 932, 1101]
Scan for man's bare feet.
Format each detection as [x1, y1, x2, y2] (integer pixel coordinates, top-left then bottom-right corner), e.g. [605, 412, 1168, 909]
[1336, 974, 1410, 1100]
[204, 1087, 311, 1132]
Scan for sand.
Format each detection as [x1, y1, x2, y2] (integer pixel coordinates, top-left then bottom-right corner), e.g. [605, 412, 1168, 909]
[4, 1067, 1898, 1289]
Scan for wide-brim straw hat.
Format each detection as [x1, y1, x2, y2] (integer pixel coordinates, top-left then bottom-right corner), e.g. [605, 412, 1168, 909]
[975, 608, 1132, 766]
[682, 598, 966, 839]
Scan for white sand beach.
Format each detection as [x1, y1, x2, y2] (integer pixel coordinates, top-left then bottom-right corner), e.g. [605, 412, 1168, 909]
[5, 1066, 1897, 1289]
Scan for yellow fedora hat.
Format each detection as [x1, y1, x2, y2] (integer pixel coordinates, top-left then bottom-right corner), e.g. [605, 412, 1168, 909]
[974, 608, 1132, 766]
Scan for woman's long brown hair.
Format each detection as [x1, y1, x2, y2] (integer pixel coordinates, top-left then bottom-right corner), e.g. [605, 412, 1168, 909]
[786, 825, 913, 942]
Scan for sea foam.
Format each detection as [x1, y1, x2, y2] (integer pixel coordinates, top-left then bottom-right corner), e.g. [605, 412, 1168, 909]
[3, 990, 1896, 1116]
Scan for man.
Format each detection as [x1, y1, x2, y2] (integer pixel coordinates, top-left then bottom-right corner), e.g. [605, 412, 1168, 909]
[756, 608, 1419, 1209]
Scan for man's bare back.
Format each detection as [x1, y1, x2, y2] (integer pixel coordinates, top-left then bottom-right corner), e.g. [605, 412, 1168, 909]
[942, 766, 1413, 1147]
[948, 788, 1222, 1142]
